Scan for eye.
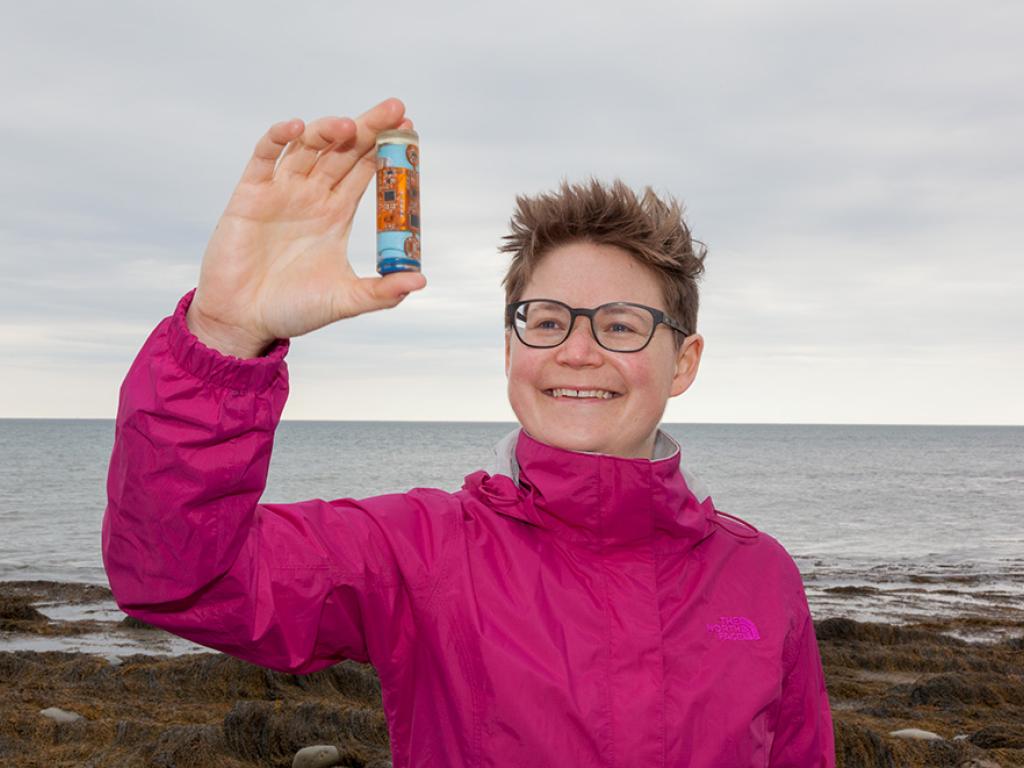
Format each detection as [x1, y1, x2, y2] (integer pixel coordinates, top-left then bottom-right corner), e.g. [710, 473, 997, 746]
[603, 321, 639, 335]
[598, 305, 650, 337]
[527, 314, 566, 331]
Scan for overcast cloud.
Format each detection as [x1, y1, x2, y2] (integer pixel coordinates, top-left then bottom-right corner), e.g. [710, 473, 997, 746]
[2, 0, 1021, 423]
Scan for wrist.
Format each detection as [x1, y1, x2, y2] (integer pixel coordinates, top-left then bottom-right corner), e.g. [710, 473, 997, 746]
[185, 303, 273, 359]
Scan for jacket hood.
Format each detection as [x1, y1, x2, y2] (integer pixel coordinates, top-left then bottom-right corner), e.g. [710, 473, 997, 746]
[463, 428, 722, 549]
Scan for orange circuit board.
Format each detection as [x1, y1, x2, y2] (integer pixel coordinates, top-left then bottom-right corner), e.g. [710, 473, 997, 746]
[376, 165, 420, 233]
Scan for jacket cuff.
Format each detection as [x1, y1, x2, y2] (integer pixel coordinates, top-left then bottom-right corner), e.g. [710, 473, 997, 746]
[167, 288, 290, 393]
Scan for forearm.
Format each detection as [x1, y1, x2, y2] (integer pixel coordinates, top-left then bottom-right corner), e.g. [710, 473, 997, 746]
[102, 288, 290, 609]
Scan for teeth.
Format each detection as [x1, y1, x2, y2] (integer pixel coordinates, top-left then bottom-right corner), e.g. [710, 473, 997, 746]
[549, 388, 616, 399]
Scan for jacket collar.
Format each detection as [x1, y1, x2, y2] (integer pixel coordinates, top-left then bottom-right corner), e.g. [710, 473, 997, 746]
[466, 428, 718, 549]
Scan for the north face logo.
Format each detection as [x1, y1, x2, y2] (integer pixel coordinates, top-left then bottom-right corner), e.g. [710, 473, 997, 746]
[706, 616, 760, 640]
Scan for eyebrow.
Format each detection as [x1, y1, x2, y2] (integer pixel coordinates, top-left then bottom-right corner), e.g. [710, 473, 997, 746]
[600, 305, 647, 314]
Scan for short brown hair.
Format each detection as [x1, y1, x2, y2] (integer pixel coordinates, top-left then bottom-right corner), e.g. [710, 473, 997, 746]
[499, 178, 707, 343]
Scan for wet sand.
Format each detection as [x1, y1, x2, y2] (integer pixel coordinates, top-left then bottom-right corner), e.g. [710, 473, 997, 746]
[2, 580, 1022, 767]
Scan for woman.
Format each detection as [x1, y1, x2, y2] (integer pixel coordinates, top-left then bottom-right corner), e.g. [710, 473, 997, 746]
[103, 97, 835, 767]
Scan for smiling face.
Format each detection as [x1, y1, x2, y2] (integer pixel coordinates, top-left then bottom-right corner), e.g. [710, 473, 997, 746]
[505, 241, 704, 459]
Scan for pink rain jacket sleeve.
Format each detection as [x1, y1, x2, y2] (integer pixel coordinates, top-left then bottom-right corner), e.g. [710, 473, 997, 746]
[103, 289, 462, 674]
[104, 289, 835, 767]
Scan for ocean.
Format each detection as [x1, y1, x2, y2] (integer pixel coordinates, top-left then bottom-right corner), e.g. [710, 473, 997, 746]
[1, 419, 1022, 633]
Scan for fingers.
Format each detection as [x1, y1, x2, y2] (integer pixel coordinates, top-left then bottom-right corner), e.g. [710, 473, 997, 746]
[238, 119, 304, 185]
[327, 108, 415, 206]
[277, 116, 358, 177]
[327, 143, 378, 213]
[311, 97, 406, 189]
[237, 100, 409, 191]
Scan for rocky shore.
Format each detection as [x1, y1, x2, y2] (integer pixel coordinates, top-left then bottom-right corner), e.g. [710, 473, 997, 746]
[2, 581, 1022, 767]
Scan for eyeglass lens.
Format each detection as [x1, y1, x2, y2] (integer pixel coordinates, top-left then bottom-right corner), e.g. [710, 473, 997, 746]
[514, 301, 656, 351]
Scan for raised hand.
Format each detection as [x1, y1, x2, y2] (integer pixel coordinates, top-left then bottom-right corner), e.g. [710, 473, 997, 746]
[186, 97, 427, 358]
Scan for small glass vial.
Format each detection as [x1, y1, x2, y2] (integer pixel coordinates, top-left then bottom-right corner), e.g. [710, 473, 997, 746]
[375, 128, 421, 275]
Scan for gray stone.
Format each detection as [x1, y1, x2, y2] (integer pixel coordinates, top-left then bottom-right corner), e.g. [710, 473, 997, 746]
[889, 727, 943, 741]
[292, 744, 342, 768]
[39, 707, 83, 724]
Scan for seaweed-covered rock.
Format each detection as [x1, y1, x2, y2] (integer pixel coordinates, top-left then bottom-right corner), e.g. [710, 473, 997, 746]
[815, 618, 959, 647]
[148, 724, 226, 768]
[0, 595, 46, 628]
[835, 719, 896, 767]
[970, 724, 1024, 749]
[121, 615, 159, 630]
[223, 700, 390, 767]
[908, 674, 1003, 708]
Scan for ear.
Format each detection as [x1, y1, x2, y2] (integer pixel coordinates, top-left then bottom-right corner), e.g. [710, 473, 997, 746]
[504, 330, 512, 378]
[669, 333, 703, 397]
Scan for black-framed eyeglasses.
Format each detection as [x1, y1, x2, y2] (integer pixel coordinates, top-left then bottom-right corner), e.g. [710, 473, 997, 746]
[506, 299, 690, 353]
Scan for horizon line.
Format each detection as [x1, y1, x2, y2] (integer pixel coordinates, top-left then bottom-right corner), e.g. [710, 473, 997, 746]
[0, 417, 1021, 428]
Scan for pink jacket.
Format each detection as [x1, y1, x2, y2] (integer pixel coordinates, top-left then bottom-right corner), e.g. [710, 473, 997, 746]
[104, 289, 835, 767]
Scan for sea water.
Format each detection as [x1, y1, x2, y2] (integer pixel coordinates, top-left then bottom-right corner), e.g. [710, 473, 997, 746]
[1, 419, 1022, 626]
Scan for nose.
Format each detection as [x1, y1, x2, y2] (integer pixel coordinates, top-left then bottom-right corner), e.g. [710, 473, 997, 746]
[554, 315, 604, 366]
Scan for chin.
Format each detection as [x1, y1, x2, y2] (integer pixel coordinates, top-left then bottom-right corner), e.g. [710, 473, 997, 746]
[524, 425, 590, 452]
[529, 426, 620, 456]
[554, 436, 608, 455]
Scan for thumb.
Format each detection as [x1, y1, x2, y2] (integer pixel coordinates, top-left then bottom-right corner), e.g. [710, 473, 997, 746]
[353, 272, 428, 313]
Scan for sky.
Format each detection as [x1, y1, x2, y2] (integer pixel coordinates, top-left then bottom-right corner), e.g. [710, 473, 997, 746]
[1, 0, 1021, 424]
